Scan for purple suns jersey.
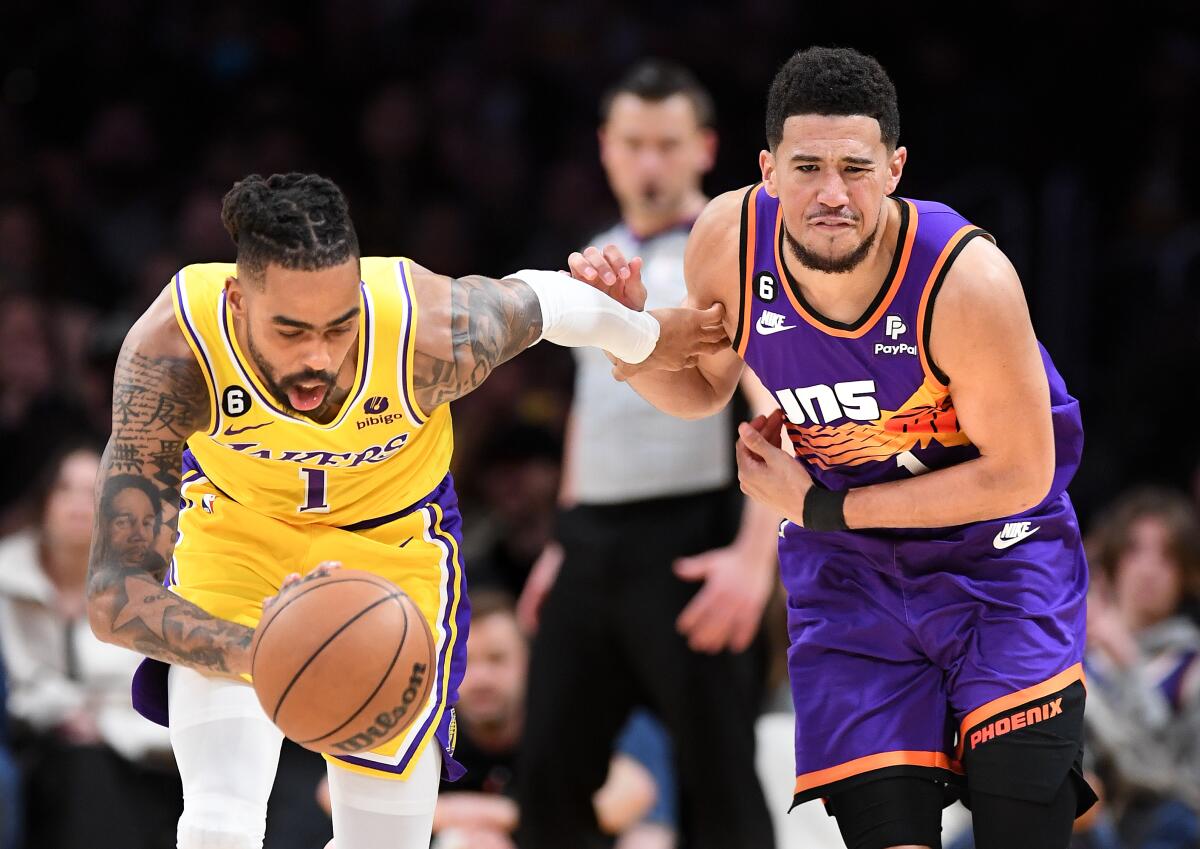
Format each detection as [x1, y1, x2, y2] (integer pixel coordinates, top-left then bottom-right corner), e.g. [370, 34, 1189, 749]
[731, 184, 1083, 531]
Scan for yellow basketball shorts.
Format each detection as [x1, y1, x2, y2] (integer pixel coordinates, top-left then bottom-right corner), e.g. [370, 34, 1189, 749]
[131, 469, 469, 782]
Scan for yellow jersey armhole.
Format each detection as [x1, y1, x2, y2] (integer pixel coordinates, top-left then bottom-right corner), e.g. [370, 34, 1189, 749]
[397, 258, 431, 425]
[170, 271, 219, 436]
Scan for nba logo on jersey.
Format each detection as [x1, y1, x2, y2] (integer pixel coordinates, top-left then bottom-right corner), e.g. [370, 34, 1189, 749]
[885, 315, 907, 339]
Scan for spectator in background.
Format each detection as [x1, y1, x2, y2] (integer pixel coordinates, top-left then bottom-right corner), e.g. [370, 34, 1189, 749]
[466, 424, 563, 599]
[0, 443, 180, 849]
[0, 648, 20, 849]
[516, 61, 776, 849]
[1084, 488, 1200, 848]
[432, 590, 672, 849]
[0, 293, 92, 532]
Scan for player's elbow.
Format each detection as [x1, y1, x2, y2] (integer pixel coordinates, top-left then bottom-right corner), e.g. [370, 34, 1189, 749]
[85, 581, 116, 644]
[1008, 454, 1055, 515]
[674, 398, 725, 421]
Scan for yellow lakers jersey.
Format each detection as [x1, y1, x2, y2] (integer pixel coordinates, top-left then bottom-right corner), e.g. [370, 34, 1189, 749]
[170, 257, 453, 526]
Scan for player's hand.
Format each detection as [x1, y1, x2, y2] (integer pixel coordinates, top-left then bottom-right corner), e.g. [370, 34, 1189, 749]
[735, 409, 811, 524]
[263, 561, 343, 613]
[674, 543, 774, 654]
[1085, 577, 1140, 668]
[516, 541, 563, 635]
[609, 303, 728, 381]
[567, 244, 648, 311]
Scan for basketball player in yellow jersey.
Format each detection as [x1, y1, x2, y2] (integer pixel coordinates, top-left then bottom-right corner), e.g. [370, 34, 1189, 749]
[84, 172, 725, 849]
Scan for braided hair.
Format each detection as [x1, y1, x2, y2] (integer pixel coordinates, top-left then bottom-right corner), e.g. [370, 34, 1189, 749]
[765, 47, 900, 151]
[220, 172, 360, 282]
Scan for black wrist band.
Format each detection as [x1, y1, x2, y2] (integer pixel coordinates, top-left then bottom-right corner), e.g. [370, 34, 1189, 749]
[803, 487, 849, 532]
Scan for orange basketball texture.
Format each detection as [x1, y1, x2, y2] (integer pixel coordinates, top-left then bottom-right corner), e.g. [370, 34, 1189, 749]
[250, 570, 436, 754]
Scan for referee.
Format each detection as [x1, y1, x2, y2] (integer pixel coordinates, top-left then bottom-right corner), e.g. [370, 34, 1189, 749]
[516, 61, 777, 849]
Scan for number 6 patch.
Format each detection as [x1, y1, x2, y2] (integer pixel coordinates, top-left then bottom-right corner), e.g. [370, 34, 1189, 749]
[223, 386, 251, 417]
[757, 271, 778, 303]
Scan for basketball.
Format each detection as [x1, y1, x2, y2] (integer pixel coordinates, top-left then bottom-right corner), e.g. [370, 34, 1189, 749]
[250, 569, 436, 755]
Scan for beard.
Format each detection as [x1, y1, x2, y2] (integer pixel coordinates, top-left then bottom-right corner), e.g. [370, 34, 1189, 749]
[784, 214, 881, 275]
[245, 329, 337, 413]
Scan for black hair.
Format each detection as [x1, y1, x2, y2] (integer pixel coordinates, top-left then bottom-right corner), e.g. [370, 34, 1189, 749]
[99, 473, 163, 536]
[765, 46, 900, 150]
[1093, 486, 1200, 611]
[220, 172, 360, 282]
[600, 60, 715, 129]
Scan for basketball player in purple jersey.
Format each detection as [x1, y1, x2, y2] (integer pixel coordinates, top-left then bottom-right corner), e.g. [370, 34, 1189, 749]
[569, 47, 1096, 849]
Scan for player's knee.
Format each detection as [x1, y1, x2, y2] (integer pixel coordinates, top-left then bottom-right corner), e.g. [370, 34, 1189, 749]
[177, 791, 268, 849]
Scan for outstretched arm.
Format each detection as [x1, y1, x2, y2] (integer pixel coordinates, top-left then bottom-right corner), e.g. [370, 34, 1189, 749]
[409, 265, 726, 413]
[566, 189, 749, 420]
[411, 271, 544, 411]
[86, 286, 255, 679]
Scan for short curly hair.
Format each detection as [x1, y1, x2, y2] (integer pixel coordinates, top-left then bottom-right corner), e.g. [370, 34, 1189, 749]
[765, 46, 900, 150]
[220, 172, 360, 283]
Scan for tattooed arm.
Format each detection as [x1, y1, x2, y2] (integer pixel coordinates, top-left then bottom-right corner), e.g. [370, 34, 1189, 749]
[410, 265, 728, 412]
[411, 269, 544, 411]
[86, 286, 254, 680]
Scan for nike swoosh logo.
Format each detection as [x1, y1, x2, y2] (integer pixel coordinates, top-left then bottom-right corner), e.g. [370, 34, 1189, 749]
[993, 526, 1040, 549]
[223, 422, 273, 437]
[756, 321, 796, 335]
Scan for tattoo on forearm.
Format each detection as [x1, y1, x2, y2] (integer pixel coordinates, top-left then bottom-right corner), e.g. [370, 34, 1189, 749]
[87, 348, 252, 674]
[413, 275, 543, 409]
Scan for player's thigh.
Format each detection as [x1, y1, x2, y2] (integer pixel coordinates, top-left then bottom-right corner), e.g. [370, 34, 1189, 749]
[310, 510, 467, 783]
[826, 776, 945, 849]
[172, 479, 309, 626]
[168, 665, 284, 810]
[968, 775, 1079, 849]
[327, 746, 441, 848]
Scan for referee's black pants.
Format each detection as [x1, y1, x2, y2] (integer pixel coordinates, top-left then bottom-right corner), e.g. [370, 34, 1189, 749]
[515, 488, 776, 849]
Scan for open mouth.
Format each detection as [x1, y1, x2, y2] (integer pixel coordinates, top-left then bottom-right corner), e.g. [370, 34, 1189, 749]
[287, 381, 329, 411]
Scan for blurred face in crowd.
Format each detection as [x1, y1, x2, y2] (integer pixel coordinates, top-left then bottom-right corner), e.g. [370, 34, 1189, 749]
[761, 114, 906, 274]
[42, 450, 100, 553]
[600, 93, 715, 225]
[0, 294, 52, 394]
[227, 258, 361, 415]
[460, 611, 528, 734]
[108, 485, 158, 567]
[1114, 515, 1185, 629]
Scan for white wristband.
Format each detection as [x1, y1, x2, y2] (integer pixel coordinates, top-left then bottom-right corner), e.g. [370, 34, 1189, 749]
[509, 269, 660, 365]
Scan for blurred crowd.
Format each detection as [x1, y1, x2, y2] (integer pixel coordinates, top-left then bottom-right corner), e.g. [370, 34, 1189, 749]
[2, 3, 1200, 848]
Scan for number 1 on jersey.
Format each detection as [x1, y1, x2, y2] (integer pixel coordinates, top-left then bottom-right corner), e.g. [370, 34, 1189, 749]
[299, 467, 330, 513]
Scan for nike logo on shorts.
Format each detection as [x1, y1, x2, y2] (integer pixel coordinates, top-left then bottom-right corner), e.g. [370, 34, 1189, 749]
[993, 521, 1040, 549]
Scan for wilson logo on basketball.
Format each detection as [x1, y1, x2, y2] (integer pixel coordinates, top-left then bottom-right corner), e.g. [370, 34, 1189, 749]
[330, 662, 429, 753]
